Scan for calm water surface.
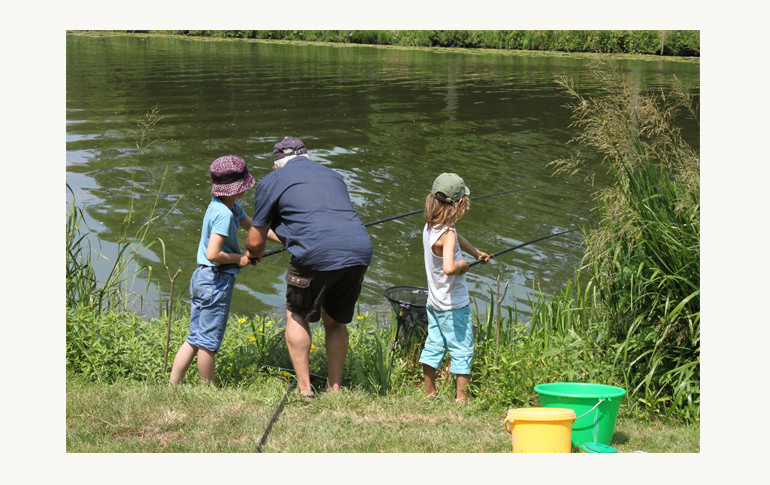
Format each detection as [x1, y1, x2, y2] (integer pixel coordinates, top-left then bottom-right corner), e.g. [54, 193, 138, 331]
[66, 33, 700, 319]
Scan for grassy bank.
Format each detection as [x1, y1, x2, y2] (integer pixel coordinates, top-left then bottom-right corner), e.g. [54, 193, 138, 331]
[115, 30, 699, 57]
[66, 373, 699, 453]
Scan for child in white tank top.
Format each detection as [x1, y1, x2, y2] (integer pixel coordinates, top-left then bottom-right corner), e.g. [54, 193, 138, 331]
[418, 173, 490, 402]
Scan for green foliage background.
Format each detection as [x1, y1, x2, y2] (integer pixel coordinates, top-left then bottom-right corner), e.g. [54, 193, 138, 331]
[120, 30, 700, 57]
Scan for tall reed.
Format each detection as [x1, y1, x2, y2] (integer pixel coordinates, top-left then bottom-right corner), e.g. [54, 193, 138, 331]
[551, 60, 700, 420]
[65, 167, 180, 314]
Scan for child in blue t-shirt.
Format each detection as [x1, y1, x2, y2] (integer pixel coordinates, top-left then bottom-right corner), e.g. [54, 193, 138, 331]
[168, 155, 257, 385]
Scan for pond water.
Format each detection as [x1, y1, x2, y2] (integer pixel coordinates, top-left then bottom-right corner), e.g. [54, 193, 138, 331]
[66, 32, 700, 320]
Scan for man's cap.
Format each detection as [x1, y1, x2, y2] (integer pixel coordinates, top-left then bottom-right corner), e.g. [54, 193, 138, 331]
[273, 136, 307, 161]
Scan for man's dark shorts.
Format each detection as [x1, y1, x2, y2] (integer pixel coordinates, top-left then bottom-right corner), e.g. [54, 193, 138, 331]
[285, 263, 368, 324]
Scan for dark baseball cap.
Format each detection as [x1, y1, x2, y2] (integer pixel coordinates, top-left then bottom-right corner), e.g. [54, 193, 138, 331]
[273, 136, 307, 161]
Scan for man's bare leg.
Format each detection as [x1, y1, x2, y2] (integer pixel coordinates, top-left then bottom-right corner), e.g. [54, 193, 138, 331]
[322, 309, 348, 392]
[285, 309, 313, 394]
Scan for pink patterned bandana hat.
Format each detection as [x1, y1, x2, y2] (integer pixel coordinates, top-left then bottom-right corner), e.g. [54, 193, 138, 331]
[210, 155, 256, 197]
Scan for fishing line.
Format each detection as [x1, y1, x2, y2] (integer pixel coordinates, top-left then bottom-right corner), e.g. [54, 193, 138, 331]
[467, 228, 580, 268]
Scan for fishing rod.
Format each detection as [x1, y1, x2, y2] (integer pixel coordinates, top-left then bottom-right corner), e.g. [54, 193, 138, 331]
[362, 183, 554, 227]
[255, 364, 328, 452]
[256, 379, 296, 453]
[242, 183, 556, 264]
[467, 228, 580, 268]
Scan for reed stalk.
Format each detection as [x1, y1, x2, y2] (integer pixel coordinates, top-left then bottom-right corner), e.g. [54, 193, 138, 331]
[549, 59, 699, 420]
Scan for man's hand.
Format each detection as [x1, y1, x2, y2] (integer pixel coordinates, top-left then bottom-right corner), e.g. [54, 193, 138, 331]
[245, 249, 260, 265]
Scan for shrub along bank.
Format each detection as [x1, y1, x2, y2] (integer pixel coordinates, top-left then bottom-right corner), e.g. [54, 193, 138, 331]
[121, 30, 700, 57]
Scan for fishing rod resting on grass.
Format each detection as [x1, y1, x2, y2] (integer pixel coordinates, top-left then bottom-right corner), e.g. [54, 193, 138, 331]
[256, 380, 296, 453]
[255, 363, 328, 452]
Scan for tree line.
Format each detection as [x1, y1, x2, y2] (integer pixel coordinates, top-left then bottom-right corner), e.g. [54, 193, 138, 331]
[122, 30, 700, 57]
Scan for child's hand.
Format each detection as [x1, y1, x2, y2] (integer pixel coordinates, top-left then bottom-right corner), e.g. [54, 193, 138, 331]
[238, 254, 251, 268]
[245, 249, 260, 265]
[476, 250, 492, 264]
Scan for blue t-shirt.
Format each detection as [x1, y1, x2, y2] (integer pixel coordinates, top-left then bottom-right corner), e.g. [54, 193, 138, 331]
[197, 197, 248, 275]
[251, 156, 373, 271]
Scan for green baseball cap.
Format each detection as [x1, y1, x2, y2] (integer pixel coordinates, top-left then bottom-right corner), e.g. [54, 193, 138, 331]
[431, 172, 470, 203]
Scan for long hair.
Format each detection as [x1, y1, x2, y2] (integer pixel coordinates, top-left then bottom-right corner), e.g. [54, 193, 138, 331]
[425, 193, 470, 230]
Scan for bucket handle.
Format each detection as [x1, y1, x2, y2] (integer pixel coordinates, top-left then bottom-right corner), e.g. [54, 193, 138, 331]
[574, 399, 605, 421]
[504, 414, 513, 434]
[505, 399, 606, 432]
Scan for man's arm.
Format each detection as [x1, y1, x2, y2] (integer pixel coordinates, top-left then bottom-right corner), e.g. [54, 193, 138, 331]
[245, 225, 270, 262]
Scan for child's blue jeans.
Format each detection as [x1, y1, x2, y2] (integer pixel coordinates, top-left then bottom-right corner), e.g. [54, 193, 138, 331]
[187, 265, 235, 352]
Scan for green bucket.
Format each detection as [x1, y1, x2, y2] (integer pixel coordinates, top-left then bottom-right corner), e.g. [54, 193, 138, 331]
[534, 382, 626, 447]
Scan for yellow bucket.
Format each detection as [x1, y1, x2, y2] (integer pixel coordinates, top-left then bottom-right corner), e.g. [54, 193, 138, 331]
[504, 407, 576, 453]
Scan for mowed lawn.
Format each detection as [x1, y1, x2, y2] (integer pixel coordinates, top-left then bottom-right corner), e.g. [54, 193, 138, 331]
[66, 376, 699, 453]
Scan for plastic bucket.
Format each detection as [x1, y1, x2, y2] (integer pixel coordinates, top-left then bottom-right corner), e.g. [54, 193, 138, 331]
[534, 382, 626, 447]
[504, 407, 576, 453]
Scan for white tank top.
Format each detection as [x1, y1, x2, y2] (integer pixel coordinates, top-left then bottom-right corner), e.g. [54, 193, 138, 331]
[423, 224, 470, 311]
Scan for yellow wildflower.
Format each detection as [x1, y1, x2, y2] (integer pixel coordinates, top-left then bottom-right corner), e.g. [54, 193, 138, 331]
[248, 336, 256, 342]
[238, 318, 246, 324]
[282, 371, 290, 377]
[266, 320, 274, 326]
[357, 315, 364, 321]
[310, 344, 317, 351]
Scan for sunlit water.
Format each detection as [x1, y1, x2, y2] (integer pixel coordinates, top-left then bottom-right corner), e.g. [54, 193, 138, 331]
[66, 33, 699, 320]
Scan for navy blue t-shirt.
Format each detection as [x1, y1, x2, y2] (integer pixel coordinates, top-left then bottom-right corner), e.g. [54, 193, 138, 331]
[251, 156, 373, 271]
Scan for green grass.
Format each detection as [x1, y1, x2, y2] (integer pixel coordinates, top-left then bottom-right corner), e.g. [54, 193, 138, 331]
[66, 374, 698, 453]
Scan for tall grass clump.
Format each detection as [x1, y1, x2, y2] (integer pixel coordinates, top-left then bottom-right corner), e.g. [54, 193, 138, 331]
[66, 184, 151, 313]
[551, 60, 700, 421]
[347, 312, 400, 395]
[66, 171, 179, 314]
[67, 106, 182, 315]
[468, 278, 621, 411]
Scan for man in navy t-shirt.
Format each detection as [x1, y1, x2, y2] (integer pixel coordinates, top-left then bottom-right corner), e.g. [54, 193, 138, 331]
[246, 137, 373, 399]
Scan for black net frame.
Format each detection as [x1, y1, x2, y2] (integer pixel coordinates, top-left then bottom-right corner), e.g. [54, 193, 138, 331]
[384, 285, 429, 343]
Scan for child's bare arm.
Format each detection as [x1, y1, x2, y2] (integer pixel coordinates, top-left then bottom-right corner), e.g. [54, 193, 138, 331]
[206, 233, 250, 267]
[266, 228, 282, 244]
[457, 233, 491, 263]
[439, 230, 469, 275]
